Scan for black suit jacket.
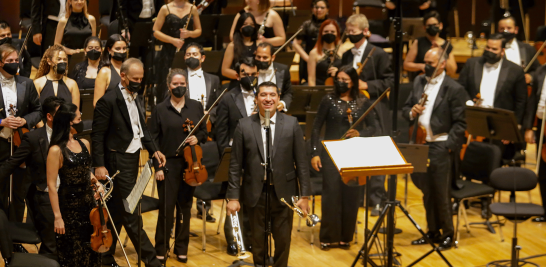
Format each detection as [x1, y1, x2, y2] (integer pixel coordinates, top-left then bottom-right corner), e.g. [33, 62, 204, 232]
[227, 113, 311, 207]
[11, 39, 31, 78]
[110, 0, 164, 32]
[0, 76, 42, 130]
[403, 74, 467, 151]
[91, 86, 157, 167]
[215, 86, 249, 155]
[341, 43, 394, 135]
[457, 57, 527, 124]
[0, 127, 48, 190]
[271, 62, 293, 110]
[516, 40, 540, 76]
[30, 0, 60, 35]
[524, 64, 546, 129]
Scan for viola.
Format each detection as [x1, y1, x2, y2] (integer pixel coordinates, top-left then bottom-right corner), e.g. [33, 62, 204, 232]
[8, 104, 30, 149]
[182, 119, 208, 186]
[324, 31, 346, 87]
[408, 93, 428, 145]
[89, 177, 113, 253]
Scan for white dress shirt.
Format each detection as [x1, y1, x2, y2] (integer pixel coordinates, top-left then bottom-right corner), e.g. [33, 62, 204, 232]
[351, 39, 368, 69]
[260, 112, 276, 182]
[188, 67, 207, 107]
[479, 59, 503, 108]
[537, 75, 546, 119]
[119, 84, 144, 153]
[414, 71, 449, 142]
[0, 72, 17, 139]
[504, 39, 522, 67]
[139, 0, 155, 18]
[47, 0, 66, 21]
[44, 124, 60, 192]
[229, 86, 256, 146]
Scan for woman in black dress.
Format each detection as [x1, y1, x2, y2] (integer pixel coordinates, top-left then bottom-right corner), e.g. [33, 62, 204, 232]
[69, 36, 102, 90]
[47, 102, 102, 266]
[403, 11, 457, 80]
[93, 34, 127, 106]
[150, 69, 207, 264]
[307, 19, 343, 86]
[153, 0, 202, 101]
[311, 66, 378, 250]
[222, 12, 258, 84]
[294, 0, 329, 84]
[229, 0, 286, 47]
[54, 0, 96, 55]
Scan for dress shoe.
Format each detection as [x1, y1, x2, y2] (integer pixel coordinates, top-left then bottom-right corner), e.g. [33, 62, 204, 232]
[197, 213, 216, 223]
[338, 242, 351, 249]
[438, 236, 453, 251]
[102, 263, 120, 267]
[370, 204, 381, 217]
[411, 231, 440, 245]
[227, 243, 238, 256]
[532, 216, 546, 222]
[176, 255, 188, 263]
[320, 243, 331, 251]
[156, 257, 166, 265]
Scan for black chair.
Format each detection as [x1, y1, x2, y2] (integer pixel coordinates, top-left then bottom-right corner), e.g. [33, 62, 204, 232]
[535, 26, 546, 42]
[67, 52, 86, 77]
[0, 210, 60, 267]
[486, 167, 544, 267]
[8, 221, 41, 252]
[451, 142, 500, 245]
[274, 52, 295, 68]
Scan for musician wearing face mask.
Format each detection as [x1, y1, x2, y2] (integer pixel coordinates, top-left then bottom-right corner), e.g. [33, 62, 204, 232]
[497, 16, 540, 85]
[215, 58, 257, 256]
[184, 43, 219, 116]
[92, 58, 166, 267]
[307, 19, 343, 86]
[403, 11, 457, 81]
[34, 44, 80, 110]
[149, 69, 207, 264]
[69, 36, 103, 90]
[0, 44, 42, 221]
[0, 20, 31, 78]
[403, 47, 467, 251]
[255, 42, 292, 112]
[94, 34, 128, 107]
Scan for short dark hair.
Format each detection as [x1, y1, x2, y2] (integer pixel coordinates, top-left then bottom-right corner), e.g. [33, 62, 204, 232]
[423, 11, 442, 25]
[257, 81, 280, 94]
[0, 20, 10, 30]
[42, 96, 66, 117]
[256, 42, 274, 55]
[185, 42, 205, 56]
[487, 33, 507, 49]
[312, 0, 329, 8]
[499, 16, 517, 27]
[235, 57, 256, 74]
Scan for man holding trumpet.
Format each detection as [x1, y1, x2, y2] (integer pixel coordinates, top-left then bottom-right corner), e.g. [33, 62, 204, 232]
[226, 81, 311, 267]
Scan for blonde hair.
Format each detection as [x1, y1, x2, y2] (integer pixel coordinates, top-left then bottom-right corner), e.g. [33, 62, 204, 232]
[0, 44, 17, 62]
[65, 0, 89, 18]
[36, 45, 67, 79]
[346, 14, 369, 30]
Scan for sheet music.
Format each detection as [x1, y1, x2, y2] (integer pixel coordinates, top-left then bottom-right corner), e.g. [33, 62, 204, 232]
[123, 160, 153, 214]
[323, 136, 406, 170]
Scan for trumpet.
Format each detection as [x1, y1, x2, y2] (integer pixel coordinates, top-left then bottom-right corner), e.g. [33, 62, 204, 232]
[101, 170, 120, 202]
[280, 196, 320, 227]
[230, 211, 249, 259]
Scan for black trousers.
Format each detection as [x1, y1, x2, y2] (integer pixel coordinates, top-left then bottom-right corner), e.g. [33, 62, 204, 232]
[26, 187, 57, 256]
[102, 151, 161, 267]
[533, 126, 546, 211]
[411, 142, 454, 238]
[154, 157, 195, 256]
[41, 19, 58, 55]
[367, 175, 387, 207]
[247, 186, 293, 267]
[319, 152, 361, 243]
[0, 139, 30, 222]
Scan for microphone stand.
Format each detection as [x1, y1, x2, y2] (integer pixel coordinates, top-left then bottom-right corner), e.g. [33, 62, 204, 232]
[115, 0, 130, 44]
[262, 109, 272, 267]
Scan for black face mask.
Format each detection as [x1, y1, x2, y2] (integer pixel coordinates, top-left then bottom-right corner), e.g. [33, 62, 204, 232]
[87, 49, 101, 60]
[348, 33, 365, 44]
[334, 80, 350, 94]
[240, 76, 256, 91]
[424, 64, 437, 78]
[0, 37, 11, 46]
[483, 50, 502, 64]
[426, 25, 441, 37]
[171, 86, 187, 98]
[185, 57, 200, 70]
[322, 33, 336, 44]
[126, 80, 141, 93]
[112, 52, 126, 62]
[2, 62, 18, 76]
[256, 60, 271, 71]
[501, 31, 516, 42]
[55, 62, 67, 75]
[241, 25, 255, 37]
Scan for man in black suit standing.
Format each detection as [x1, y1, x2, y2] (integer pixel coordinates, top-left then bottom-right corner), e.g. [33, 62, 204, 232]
[30, 0, 64, 54]
[0, 96, 64, 257]
[497, 16, 540, 85]
[0, 21, 31, 78]
[403, 47, 467, 251]
[255, 42, 293, 112]
[0, 44, 42, 222]
[92, 58, 166, 267]
[215, 57, 258, 255]
[226, 81, 311, 267]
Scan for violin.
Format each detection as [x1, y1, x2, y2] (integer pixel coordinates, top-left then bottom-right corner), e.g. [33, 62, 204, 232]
[459, 93, 485, 160]
[182, 119, 208, 186]
[354, 47, 376, 100]
[324, 31, 346, 86]
[8, 104, 29, 148]
[201, 94, 213, 141]
[89, 177, 113, 253]
[408, 93, 428, 145]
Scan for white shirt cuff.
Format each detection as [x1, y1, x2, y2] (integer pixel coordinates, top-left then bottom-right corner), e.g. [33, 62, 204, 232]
[409, 111, 414, 121]
[280, 100, 287, 112]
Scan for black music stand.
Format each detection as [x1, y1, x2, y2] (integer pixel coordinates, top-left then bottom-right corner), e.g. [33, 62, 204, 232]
[274, 52, 296, 67]
[465, 106, 523, 143]
[388, 18, 426, 42]
[397, 144, 429, 208]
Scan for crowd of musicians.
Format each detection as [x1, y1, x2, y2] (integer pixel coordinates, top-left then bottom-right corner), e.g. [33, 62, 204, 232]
[1, 0, 546, 266]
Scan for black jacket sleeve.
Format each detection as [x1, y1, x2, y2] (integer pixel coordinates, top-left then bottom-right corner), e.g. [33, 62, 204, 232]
[281, 67, 293, 109]
[310, 95, 329, 157]
[149, 106, 162, 170]
[446, 85, 468, 151]
[524, 70, 542, 130]
[215, 98, 230, 155]
[292, 117, 310, 197]
[513, 67, 528, 124]
[30, 0, 44, 35]
[24, 82, 42, 129]
[0, 133, 32, 182]
[366, 52, 394, 99]
[226, 122, 244, 200]
[91, 97, 111, 167]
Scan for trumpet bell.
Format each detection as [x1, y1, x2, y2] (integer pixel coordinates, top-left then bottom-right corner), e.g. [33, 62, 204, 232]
[306, 214, 321, 227]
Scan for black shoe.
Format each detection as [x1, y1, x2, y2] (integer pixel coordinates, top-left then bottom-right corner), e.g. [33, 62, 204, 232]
[370, 204, 381, 217]
[102, 263, 120, 267]
[320, 243, 331, 251]
[438, 236, 453, 251]
[245, 244, 252, 252]
[156, 257, 166, 265]
[532, 216, 546, 222]
[227, 243, 238, 256]
[176, 255, 188, 263]
[338, 242, 351, 249]
[411, 232, 440, 245]
[197, 213, 217, 223]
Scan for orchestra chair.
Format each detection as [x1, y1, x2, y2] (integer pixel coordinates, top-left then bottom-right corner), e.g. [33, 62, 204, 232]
[192, 141, 223, 252]
[0, 210, 60, 267]
[285, 11, 309, 38]
[273, 52, 296, 68]
[215, 14, 236, 50]
[486, 167, 544, 267]
[67, 52, 86, 78]
[195, 14, 219, 49]
[451, 142, 500, 246]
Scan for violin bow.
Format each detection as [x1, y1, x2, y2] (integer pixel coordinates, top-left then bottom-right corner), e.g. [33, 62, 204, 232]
[324, 30, 346, 66]
[18, 26, 32, 59]
[272, 28, 303, 57]
[524, 41, 546, 73]
[175, 88, 228, 155]
[340, 88, 390, 140]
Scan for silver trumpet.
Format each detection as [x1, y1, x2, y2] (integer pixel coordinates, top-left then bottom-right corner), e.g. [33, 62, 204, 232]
[281, 196, 320, 227]
[230, 211, 250, 259]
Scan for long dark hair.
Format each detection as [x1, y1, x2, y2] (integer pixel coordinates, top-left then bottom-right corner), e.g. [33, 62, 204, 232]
[335, 65, 361, 100]
[49, 103, 78, 160]
[100, 34, 127, 67]
[233, 12, 258, 63]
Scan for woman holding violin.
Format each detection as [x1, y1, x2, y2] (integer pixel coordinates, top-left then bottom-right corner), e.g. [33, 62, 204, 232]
[310, 66, 378, 250]
[149, 68, 207, 264]
[46, 102, 103, 266]
[307, 19, 343, 86]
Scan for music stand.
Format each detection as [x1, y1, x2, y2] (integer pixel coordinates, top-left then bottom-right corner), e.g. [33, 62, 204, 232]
[388, 18, 426, 42]
[274, 52, 296, 67]
[465, 106, 523, 143]
[213, 148, 231, 183]
[394, 143, 429, 209]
